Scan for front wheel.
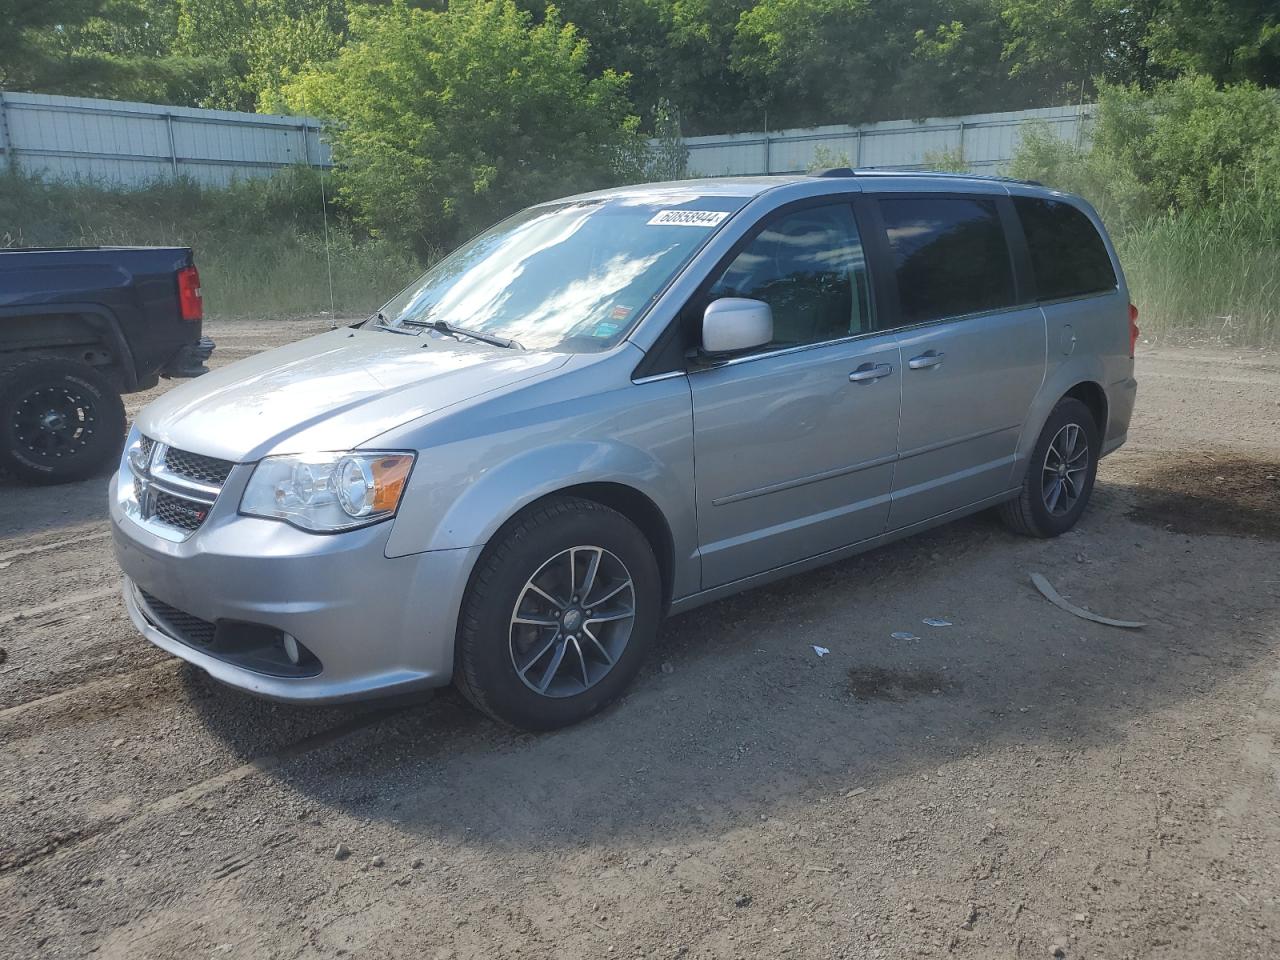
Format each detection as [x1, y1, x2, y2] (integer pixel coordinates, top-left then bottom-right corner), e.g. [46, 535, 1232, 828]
[453, 496, 661, 730]
[0, 357, 126, 485]
[1000, 397, 1100, 538]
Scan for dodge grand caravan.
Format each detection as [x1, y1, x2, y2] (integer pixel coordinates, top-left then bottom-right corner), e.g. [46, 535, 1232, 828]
[111, 170, 1138, 730]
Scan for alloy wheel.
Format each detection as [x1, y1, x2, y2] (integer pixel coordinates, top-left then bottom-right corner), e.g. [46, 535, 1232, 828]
[1041, 422, 1089, 516]
[508, 545, 636, 698]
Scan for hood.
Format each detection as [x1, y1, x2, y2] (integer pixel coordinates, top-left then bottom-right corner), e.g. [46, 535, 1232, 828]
[137, 326, 572, 461]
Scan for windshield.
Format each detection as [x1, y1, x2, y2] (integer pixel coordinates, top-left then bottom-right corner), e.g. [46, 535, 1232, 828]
[377, 194, 748, 352]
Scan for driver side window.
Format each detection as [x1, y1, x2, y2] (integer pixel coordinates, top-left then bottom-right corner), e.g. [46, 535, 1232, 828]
[708, 202, 873, 350]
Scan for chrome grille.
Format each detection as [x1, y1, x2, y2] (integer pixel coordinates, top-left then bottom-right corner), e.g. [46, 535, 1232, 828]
[128, 436, 232, 539]
[162, 447, 234, 486]
[153, 490, 209, 531]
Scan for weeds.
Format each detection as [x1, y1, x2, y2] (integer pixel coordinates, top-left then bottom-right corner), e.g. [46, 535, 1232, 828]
[1006, 77, 1280, 347]
[1117, 200, 1280, 346]
[0, 169, 420, 319]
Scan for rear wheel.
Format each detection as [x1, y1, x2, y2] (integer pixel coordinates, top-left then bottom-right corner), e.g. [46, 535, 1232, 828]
[0, 357, 126, 485]
[1000, 397, 1100, 538]
[454, 496, 660, 730]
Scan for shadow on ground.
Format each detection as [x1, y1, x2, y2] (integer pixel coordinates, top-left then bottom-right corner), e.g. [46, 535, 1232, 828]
[0, 465, 117, 540]
[180, 483, 1280, 853]
[1126, 450, 1280, 540]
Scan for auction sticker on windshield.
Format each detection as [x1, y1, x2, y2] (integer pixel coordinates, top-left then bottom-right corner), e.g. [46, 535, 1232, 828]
[647, 209, 730, 227]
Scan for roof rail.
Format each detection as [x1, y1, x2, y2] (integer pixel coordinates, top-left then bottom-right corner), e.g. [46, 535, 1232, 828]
[803, 167, 1044, 188]
[838, 168, 1043, 187]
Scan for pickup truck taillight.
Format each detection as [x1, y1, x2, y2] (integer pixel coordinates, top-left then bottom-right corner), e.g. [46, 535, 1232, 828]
[1128, 302, 1140, 358]
[177, 265, 203, 321]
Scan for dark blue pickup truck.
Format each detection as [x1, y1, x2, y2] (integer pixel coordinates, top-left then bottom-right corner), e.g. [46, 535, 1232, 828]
[0, 246, 214, 484]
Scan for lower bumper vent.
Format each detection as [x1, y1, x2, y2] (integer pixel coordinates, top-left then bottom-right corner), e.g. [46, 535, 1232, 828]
[134, 586, 322, 678]
[139, 589, 216, 646]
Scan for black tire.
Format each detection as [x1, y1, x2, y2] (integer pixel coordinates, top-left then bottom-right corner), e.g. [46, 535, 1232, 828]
[454, 495, 661, 731]
[0, 357, 126, 485]
[1000, 397, 1100, 538]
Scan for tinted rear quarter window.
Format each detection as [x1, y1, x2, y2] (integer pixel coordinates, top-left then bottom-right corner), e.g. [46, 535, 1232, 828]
[1014, 196, 1117, 301]
[878, 196, 1016, 326]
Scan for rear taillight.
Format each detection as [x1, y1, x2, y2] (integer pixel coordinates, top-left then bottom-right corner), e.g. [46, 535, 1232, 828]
[1128, 303, 1139, 357]
[177, 265, 203, 321]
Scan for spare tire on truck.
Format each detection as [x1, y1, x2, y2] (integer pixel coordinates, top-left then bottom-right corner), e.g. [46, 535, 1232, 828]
[0, 357, 127, 485]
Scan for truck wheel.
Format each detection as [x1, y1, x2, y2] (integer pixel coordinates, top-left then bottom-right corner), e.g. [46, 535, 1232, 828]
[453, 495, 661, 731]
[1000, 397, 1100, 538]
[0, 358, 127, 485]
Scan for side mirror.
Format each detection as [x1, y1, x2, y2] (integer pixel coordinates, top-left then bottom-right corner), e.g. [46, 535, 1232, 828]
[701, 298, 773, 355]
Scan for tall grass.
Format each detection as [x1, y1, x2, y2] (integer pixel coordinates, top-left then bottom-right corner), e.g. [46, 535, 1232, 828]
[1005, 148, 1280, 346]
[1116, 197, 1280, 347]
[0, 170, 421, 319]
[1004, 78, 1280, 348]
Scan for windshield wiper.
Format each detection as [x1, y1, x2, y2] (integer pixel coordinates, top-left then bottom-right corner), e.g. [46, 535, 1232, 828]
[406, 317, 523, 350]
[366, 311, 420, 336]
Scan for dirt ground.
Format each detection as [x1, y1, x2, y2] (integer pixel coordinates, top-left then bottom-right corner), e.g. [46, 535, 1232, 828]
[2, 319, 1279, 960]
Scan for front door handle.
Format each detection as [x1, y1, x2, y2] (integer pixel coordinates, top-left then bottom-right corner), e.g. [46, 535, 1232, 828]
[848, 362, 893, 383]
[908, 351, 945, 370]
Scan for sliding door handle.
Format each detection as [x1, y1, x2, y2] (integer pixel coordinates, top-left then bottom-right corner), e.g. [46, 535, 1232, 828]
[908, 351, 945, 370]
[848, 362, 893, 383]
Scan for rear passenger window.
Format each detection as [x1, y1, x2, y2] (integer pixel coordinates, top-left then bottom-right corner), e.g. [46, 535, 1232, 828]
[878, 197, 1015, 326]
[1014, 196, 1117, 301]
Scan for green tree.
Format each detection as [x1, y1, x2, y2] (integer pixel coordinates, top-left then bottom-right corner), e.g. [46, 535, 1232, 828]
[665, 0, 759, 133]
[1147, 0, 1280, 87]
[0, 0, 106, 90]
[1093, 74, 1280, 214]
[517, 0, 676, 121]
[0, 0, 221, 102]
[643, 98, 690, 179]
[516, 0, 760, 134]
[731, 0, 1017, 128]
[731, 0, 879, 126]
[286, 0, 644, 255]
[175, 0, 350, 111]
[999, 0, 1161, 99]
[900, 7, 1011, 116]
[244, 7, 348, 112]
[60, 0, 182, 60]
[1009, 74, 1280, 225]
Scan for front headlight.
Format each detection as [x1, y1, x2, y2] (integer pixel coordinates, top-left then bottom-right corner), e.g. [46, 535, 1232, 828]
[124, 424, 147, 475]
[240, 451, 415, 532]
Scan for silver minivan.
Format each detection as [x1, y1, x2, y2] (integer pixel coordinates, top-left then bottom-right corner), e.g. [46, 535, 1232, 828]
[111, 171, 1138, 729]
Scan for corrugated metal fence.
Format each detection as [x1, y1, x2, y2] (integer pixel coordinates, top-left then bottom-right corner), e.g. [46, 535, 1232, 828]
[0, 91, 330, 187]
[0, 91, 1087, 188]
[682, 104, 1090, 177]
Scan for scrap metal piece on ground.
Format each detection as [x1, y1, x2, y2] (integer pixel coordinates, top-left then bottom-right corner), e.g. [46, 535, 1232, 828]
[1030, 572, 1147, 629]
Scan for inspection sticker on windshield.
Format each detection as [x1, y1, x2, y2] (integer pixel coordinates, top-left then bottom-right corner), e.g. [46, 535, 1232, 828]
[647, 209, 729, 228]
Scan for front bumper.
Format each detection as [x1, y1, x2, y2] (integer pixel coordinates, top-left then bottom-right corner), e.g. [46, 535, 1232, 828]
[110, 471, 481, 703]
